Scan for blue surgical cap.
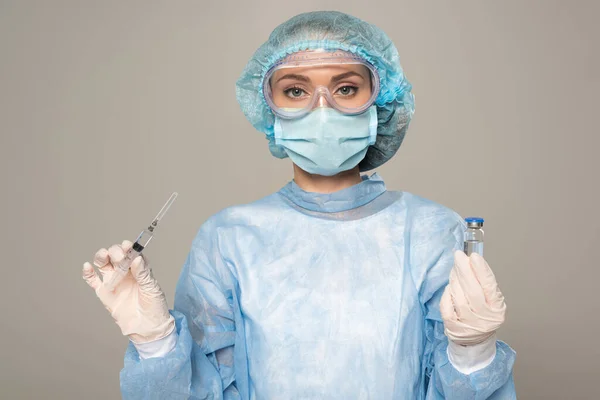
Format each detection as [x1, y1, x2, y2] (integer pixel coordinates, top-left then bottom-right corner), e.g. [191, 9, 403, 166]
[236, 11, 415, 171]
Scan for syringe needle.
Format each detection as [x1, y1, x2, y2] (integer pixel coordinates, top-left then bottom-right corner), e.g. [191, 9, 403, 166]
[151, 192, 178, 228]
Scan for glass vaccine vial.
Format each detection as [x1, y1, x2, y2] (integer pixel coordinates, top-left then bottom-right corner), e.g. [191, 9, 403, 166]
[464, 217, 484, 256]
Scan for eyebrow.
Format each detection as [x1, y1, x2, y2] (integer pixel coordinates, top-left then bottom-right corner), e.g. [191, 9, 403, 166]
[276, 73, 310, 83]
[330, 71, 364, 83]
[275, 71, 365, 84]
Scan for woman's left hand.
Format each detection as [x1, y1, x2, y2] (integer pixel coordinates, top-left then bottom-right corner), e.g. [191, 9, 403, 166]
[440, 251, 506, 346]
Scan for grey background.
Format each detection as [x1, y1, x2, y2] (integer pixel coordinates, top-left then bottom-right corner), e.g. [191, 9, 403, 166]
[1, 1, 598, 399]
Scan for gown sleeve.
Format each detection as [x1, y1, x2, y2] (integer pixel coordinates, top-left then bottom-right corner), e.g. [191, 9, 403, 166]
[119, 219, 246, 400]
[413, 211, 517, 400]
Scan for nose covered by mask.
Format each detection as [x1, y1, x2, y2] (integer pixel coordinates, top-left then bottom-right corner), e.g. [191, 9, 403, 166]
[274, 106, 378, 176]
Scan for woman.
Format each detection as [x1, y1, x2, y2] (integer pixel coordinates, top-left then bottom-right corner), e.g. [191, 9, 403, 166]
[83, 11, 516, 399]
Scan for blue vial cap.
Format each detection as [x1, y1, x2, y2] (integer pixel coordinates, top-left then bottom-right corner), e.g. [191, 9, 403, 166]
[465, 217, 484, 223]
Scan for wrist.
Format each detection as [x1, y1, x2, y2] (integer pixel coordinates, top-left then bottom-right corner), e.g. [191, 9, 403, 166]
[447, 333, 497, 375]
[132, 327, 178, 359]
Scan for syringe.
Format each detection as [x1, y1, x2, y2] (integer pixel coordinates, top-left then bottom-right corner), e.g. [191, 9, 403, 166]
[104, 192, 178, 291]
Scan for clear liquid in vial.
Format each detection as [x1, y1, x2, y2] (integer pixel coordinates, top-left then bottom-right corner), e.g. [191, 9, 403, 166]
[464, 240, 484, 256]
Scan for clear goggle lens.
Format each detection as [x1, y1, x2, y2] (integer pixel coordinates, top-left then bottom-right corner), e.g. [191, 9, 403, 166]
[263, 50, 380, 119]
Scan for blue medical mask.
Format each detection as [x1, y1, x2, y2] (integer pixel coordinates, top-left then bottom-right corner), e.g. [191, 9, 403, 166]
[274, 106, 378, 176]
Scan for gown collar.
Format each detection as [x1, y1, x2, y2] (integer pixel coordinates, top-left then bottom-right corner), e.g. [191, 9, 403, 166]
[279, 173, 387, 213]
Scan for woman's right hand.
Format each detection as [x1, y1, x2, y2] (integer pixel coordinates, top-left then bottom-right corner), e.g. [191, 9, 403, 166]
[82, 240, 175, 344]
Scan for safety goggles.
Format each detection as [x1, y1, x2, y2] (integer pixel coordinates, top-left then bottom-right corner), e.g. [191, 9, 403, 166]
[263, 50, 380, 119]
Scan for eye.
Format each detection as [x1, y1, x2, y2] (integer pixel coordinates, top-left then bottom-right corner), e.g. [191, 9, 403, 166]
[284, 87, 307, 98]
[336, 86, 357, 96]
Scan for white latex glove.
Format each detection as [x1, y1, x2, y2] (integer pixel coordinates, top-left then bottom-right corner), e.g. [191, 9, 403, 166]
[440, 251, 506, 346]
[82, 240, 175, 344]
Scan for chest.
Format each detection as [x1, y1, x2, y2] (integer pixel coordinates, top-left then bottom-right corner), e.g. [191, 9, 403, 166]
[234, 223, 420, 345]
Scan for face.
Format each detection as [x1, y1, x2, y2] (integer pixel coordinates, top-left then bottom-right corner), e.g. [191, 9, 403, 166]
[269, 63, 373, 111]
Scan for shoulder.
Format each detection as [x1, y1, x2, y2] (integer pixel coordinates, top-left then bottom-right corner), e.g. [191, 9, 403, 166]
[192, 192, 287, 242]
[389, 191, 466, 242]
[400, 191, 463, 219]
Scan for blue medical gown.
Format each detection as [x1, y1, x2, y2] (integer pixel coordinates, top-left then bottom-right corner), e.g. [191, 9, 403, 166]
[120, 174, 516, 399]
